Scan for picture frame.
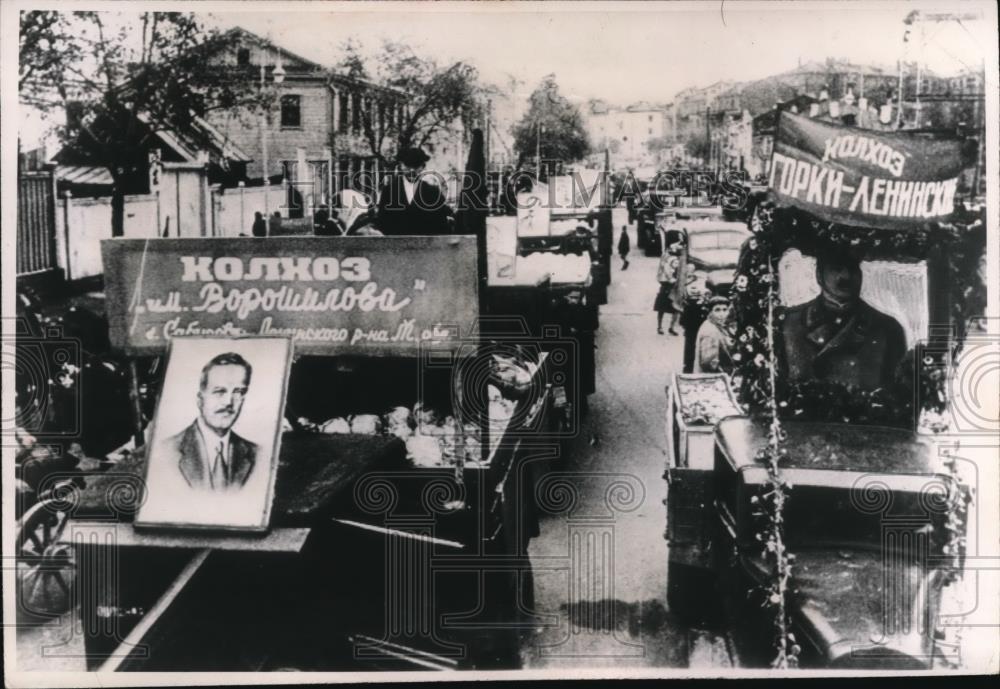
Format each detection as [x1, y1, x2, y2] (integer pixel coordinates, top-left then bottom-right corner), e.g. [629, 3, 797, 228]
[134, 336, 294, 533]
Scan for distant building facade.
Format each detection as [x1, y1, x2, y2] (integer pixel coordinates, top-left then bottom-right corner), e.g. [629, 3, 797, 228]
[584, 100, 668, 165]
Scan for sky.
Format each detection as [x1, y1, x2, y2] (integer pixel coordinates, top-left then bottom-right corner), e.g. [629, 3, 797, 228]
[16, 0, 996, 148]
[209, 1, 994, 105]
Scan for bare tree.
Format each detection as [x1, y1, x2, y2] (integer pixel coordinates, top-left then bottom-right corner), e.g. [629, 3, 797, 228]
[335, 39, 487, 164]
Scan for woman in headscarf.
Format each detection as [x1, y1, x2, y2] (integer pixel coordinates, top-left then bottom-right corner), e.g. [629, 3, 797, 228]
[654, 233, 684, 335]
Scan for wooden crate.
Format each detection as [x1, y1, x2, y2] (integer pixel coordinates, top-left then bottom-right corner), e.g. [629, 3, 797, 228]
[665, 373, 742, 470]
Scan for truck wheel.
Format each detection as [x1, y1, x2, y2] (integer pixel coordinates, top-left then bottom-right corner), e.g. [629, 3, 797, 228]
[667, 560, 721, 626]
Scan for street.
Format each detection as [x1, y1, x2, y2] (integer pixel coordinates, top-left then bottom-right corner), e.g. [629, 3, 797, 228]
[520, 209, 727, 668]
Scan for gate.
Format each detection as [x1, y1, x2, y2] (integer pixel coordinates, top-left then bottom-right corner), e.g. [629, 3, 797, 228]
[18, 171, 58, 275]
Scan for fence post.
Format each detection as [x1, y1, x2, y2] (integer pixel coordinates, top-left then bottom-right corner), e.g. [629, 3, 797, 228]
[238, 181, 245, 236]
[210, 184, 220, 237]
[155, 188, 162, 239]
[325, 146, 334, 207]
[62, 190, 74, 282]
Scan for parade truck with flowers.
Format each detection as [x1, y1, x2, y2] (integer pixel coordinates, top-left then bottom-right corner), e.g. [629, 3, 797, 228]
[663, 112, 983, 669]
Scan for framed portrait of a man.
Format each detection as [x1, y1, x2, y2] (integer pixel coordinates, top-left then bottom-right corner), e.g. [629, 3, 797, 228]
[135, 336, 294, 532]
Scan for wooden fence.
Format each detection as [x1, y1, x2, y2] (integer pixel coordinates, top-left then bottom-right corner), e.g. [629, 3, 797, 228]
[17, 171, 57, 275]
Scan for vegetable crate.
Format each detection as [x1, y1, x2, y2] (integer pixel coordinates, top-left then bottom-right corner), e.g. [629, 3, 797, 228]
[664, 373, 742, 471]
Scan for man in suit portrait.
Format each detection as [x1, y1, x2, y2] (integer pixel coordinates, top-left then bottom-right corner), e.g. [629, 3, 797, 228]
[162, 352, 259, 491]
[376, 146, 454, 236]
[779, 248, 907, 390]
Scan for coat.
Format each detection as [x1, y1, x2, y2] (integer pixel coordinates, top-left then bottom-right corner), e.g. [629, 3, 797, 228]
[163, 422, 258, 491]
[376, 174, 454, 236]
[694, 319, 735, 374]
[618, 230, 630, 257]
[778, 296, 907, 390]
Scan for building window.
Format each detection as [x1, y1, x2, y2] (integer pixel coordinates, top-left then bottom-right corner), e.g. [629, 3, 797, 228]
[280, 95, 301, 128]
[648, 115, 653, 122]
[352, 92, 362, 132]
[337, 90, 348, 132]
[237, 47, 251, 67]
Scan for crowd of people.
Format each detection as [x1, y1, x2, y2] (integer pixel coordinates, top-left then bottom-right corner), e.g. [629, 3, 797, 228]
[648, 228, 736, 375]
[249, 146, 456, 239]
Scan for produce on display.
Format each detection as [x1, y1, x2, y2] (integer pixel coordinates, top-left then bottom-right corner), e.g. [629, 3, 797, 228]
[296, 352, 536, 469]
[514, 252, 592, 284]
[676, 375, 742, 426]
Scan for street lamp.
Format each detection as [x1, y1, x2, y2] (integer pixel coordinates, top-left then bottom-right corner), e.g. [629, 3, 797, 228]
[260, 50, 285, 235]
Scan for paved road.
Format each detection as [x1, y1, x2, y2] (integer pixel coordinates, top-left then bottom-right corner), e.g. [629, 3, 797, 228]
[519, 208, 711, 669]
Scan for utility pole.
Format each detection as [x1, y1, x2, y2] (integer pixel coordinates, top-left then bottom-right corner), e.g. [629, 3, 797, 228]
[705, 106, 712, 169]
[485, 98, 492, 170]
[899, 9, 983, 130]
[536, 121, 542, 181]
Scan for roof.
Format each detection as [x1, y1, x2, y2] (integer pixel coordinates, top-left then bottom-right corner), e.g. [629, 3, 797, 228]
[55, 165, 114, 186]
[783, 59, 894, 78]
[223, 27, 326, 74]
[136, 112, 251, 163]
[328, 73, 408, 99]
[625, 102, 663, 113]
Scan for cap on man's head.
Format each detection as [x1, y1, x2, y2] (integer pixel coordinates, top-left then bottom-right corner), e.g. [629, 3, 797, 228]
[815, 245, 861, 272]
[398, 147, 430, 168]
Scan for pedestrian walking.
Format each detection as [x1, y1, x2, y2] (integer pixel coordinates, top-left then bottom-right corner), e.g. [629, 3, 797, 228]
[251, 211, 266, 237]
[654, 236, 683, 335]
[618, 225, 630, 270]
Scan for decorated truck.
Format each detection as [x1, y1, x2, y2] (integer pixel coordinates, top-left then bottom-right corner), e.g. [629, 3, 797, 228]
[663, 112, 984, 669]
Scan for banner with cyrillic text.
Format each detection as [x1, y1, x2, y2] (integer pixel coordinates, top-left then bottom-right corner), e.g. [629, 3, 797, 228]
[102, 236, 479, 356]
[770, 111, 976, 230]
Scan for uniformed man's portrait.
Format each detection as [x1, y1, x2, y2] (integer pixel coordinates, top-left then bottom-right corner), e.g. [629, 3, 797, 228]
[136, 337, 293, 532]
[778, 248, 909, 390]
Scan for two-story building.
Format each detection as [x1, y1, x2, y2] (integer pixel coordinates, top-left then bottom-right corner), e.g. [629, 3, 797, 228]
[205, 28, 411, 216]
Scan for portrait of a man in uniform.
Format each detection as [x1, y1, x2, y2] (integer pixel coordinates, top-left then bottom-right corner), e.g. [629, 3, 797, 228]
[162, 352, 259, 492]
[779, 248, 907, 390]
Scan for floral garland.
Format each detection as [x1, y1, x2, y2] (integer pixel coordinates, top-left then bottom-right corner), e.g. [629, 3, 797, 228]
[729, 200, 983, 667]
[732, 202, 983, 426]
[754, 254, 798, 668]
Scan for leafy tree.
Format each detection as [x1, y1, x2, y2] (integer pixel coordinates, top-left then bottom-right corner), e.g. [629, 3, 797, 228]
[19, 11, 261, 236]
[594, 136, 622, 155]
[512, 75, 590, 171]
[335, 39, 487, 164]
[645, 136, 675, 154]
[685, 130, 711, 163]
